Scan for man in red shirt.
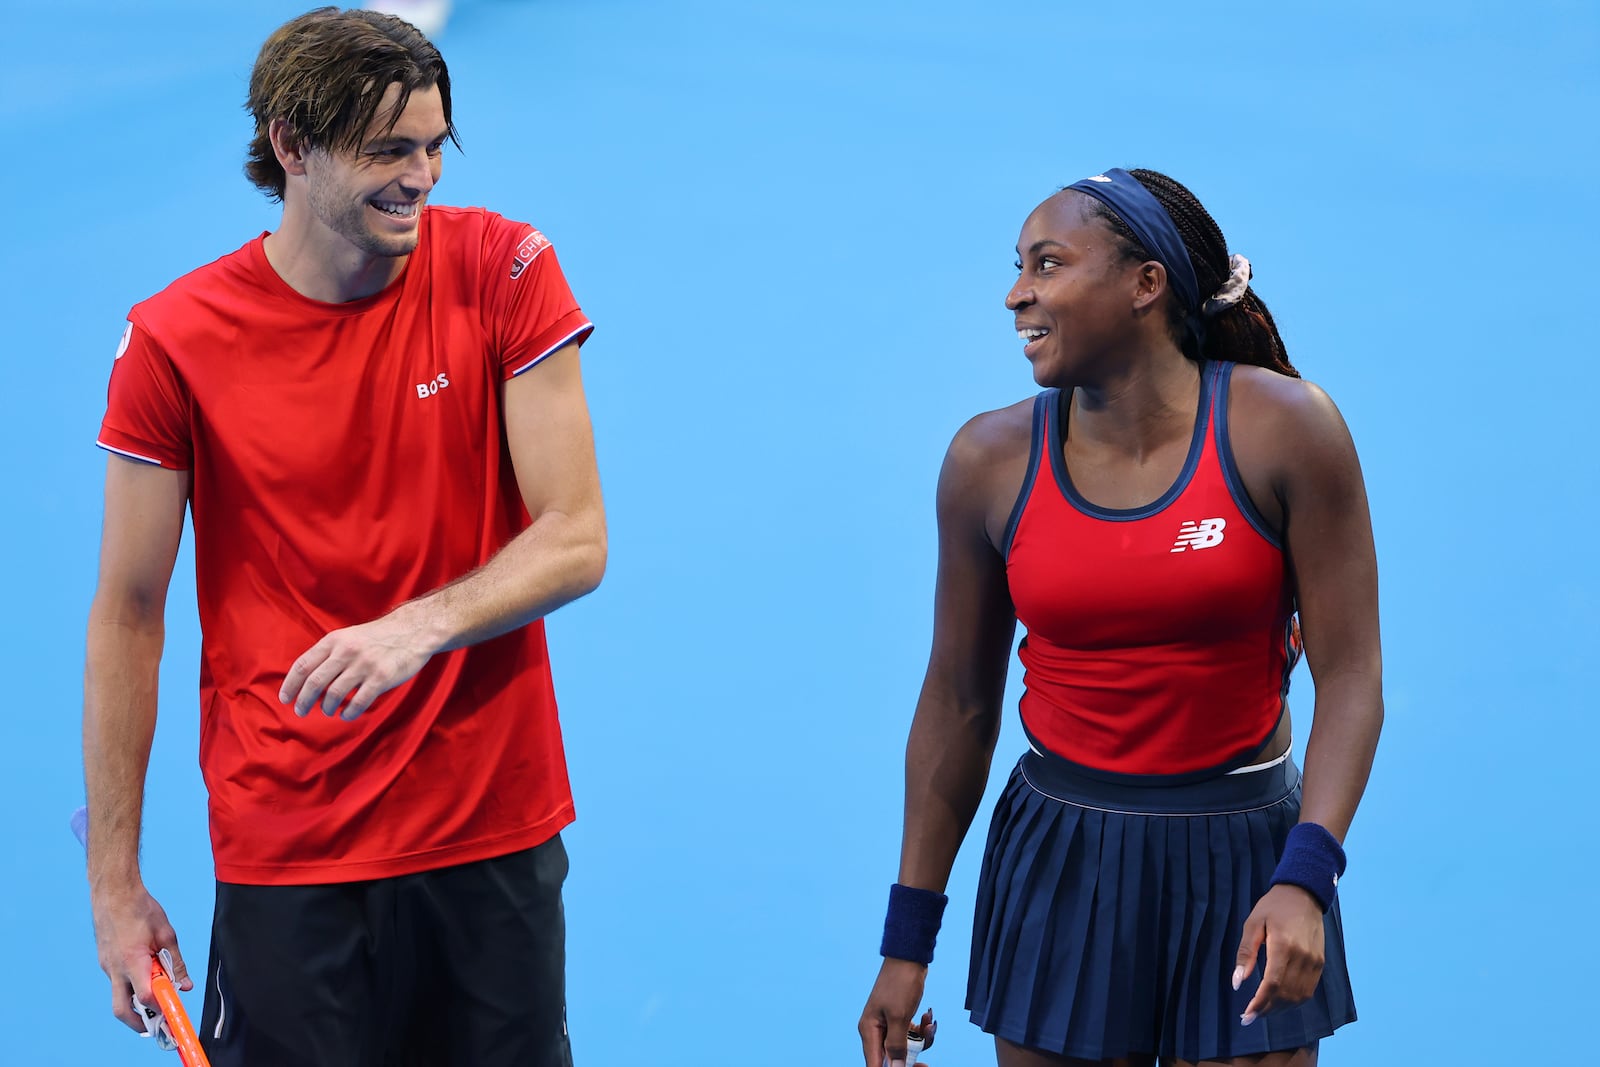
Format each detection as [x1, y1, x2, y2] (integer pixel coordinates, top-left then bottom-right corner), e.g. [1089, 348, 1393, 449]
[83, 9, 605, 1064]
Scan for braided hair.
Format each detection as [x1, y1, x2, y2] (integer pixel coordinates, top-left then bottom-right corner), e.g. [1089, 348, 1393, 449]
[1083, 169, 1298, 378]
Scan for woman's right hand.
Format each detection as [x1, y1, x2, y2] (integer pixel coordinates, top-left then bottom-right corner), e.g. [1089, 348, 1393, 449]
[858, 958, 930, 1067]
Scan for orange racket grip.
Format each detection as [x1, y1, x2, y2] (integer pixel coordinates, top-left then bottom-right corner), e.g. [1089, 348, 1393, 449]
[149, 957, 212, 1067]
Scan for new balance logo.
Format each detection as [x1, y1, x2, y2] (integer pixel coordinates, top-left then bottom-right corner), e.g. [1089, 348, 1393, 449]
[1171, 517, 1226, 552]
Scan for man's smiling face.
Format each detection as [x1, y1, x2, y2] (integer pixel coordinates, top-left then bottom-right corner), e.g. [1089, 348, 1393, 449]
[301, 81, 448, 261]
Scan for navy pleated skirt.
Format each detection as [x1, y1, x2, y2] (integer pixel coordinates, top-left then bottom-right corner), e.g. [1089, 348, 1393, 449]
[966, 750, 1356, 1062]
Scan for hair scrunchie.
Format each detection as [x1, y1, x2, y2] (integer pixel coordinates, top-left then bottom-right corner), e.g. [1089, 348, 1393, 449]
[1201, 253, 1252, 317]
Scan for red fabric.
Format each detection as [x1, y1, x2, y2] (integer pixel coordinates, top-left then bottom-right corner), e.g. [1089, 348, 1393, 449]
[1006, 363, 1297, 777]
[98, 206, 592, 884]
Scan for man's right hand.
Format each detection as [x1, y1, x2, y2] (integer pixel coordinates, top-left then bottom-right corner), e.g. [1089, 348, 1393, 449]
[91, 886, 192, 1033]
[858, 958, 929, 1067]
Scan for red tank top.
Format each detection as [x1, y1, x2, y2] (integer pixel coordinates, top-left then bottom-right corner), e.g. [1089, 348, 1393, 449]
[1003, 360, 1300, 781]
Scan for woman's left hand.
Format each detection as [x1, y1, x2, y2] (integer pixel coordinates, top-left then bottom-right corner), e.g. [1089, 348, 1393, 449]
[1232, 884, 1326, 1024]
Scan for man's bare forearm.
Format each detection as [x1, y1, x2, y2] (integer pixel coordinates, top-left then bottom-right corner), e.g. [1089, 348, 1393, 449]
[82, 610, 165, 896]
[398, 505, 607, 655]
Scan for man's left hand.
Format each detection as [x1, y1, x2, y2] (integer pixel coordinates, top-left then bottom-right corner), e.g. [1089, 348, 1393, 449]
[280, 609, 435, 720]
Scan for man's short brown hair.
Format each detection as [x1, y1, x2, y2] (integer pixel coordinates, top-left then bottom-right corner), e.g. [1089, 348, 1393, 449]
[244, 7, 460, 201]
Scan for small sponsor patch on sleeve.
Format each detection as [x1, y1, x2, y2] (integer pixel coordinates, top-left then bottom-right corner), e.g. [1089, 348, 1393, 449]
[509, 227, 551, 280]
[114, 321, 133, 361]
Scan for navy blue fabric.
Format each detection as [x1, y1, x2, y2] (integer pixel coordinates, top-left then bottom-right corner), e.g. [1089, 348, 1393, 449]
[999, 391, 1051, 560]
[966, 753, 1356, 1061]
[1066, 168, 1199, 314]
[881, 882, 950, 964]
[1272, 822, 1347, 912]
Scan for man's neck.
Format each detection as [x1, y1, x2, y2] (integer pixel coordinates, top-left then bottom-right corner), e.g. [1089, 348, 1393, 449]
[262, 209, 410, 303]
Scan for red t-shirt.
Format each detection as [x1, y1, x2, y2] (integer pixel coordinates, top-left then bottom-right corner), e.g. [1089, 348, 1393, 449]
[98, 206, 594, 884]
[1004, 361, 1300, 781]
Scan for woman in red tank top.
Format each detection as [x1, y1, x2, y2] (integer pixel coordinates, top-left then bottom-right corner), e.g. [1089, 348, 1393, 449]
[859, 169, 1383, 1067]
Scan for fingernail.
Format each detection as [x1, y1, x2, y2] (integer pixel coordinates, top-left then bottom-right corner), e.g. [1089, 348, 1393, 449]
[1240, 1011, 1257, 1027]
[1232, 965, 1245, 991]
[890, 1060, 905, 1067]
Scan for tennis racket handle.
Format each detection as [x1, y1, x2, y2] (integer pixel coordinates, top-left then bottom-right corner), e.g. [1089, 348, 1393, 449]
[150, 958, 212, 1067]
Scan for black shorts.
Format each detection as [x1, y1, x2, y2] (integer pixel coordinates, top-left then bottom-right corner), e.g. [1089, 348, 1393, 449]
[197, 835, 572, 1067]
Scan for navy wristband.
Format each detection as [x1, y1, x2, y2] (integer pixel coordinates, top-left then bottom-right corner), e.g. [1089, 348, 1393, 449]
[1270, 822, 1347, 912]
[880, 883, 948, 965]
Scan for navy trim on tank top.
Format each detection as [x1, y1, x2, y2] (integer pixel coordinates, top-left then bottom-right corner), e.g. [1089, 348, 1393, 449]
[1000, 393, 1051, 560]
[1279, 618, 1300, 704]
[1213, 362, 1283, 549]
[1048, 360, 1218, 521]
[1020, 741, 1301, 814]
[1022, 706, 1286, 788]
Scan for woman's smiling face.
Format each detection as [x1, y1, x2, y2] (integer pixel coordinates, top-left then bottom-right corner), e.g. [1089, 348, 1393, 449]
[1005, 191, 1167, 387]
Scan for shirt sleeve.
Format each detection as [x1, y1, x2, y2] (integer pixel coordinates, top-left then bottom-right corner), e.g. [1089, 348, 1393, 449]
[97, 317, 193, 469]
[480, 214, 594, 380]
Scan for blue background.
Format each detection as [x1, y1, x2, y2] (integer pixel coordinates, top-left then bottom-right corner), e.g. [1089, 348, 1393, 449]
[4, 1, 1595, 1063]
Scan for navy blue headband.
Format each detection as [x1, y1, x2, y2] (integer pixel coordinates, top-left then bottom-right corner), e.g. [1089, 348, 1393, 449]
[1066, 168, 1200, 315]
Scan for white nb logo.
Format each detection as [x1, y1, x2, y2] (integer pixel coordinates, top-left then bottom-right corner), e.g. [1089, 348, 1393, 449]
[1171, 517, 1226, 552]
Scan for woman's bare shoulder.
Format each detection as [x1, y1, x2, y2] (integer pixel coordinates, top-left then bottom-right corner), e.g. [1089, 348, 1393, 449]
[1227, 363, 1362, 489]
[945, 396, 1038, 473]
[1228, 364, 1346, 434]
[937, 396, 1040, 541]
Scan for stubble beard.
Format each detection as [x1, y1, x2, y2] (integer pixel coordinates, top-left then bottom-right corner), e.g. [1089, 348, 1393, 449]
[308, 175, 418, 260]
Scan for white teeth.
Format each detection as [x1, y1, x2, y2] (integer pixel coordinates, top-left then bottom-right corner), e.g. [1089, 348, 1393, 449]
[1018, 328, 1049, 341]
[372, 201, 417, 217]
